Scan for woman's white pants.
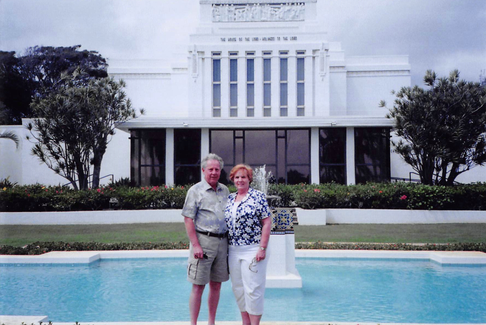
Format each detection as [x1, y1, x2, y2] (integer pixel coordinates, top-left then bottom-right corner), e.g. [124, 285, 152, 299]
[228, 244, 269, 316]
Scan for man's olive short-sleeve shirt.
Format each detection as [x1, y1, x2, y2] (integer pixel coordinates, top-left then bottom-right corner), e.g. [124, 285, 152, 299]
[182, 179, 229, 234]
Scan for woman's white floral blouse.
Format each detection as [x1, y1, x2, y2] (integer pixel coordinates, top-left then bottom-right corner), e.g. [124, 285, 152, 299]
[225, 188, 271, 246]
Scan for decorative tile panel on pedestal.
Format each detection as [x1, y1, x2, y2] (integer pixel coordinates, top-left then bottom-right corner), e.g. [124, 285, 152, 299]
[271, 208, 296, 234]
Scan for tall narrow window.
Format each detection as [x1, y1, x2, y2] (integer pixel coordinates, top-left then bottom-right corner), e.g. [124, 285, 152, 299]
[130, 129, 166, 186]
[174, 129, 201, 185]
[319, 128, 346, 184]
[297, 51, 305, 116]
[280, 51, 288, 116]
[246, 52, 255, 117]
[263, 52, 271, 117]
[229, 52, 238, 117]
[212, 52, 221, 117]
[355, 128, 391, 184]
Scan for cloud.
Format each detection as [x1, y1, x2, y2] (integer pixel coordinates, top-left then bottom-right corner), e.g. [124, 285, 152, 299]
[322, 0, 486, 84]
[1, 0, 485, 85]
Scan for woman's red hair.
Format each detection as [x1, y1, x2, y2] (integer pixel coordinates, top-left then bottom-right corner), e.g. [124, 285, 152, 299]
[229, 164, 253, 183]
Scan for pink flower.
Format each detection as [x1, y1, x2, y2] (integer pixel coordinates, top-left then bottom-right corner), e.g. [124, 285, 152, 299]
[97, 188, 101, 193]
[314, 188, 321, 193]
[400, 195, 407, 200]
[379, 190, 383, 194]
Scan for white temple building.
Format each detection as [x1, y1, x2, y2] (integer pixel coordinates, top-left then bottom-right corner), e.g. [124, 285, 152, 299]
[1, 0, 485, 186]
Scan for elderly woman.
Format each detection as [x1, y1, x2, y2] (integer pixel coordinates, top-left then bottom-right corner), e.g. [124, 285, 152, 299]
[224, 164, 272, 325]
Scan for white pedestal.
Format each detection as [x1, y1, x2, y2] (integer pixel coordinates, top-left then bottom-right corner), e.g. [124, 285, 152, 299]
[266, 233, 302, 288]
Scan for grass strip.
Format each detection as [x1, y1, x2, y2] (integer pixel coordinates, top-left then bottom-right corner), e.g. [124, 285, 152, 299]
[2, 223, 486, 247]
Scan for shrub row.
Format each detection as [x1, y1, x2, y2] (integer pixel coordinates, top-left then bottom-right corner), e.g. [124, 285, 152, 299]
[0, 184, 188, 212]
[275, 182, 486, 210]
[295, 241, 486, 252]
[1, 241, 484, 255]
[1, 182, 486, 212]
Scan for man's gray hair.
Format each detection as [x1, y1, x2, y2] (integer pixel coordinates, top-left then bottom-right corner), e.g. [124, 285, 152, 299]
[201, 153, 224, 169]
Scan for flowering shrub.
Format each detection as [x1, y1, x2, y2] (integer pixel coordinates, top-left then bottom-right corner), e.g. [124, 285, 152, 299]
[1, 182, 486, 212]
[0, 241, 484, 255]
[0, 184, 187, 212]
[112, 185, 188, 209]
[287, 182, 486, 210]
[295, 242, 486, 252]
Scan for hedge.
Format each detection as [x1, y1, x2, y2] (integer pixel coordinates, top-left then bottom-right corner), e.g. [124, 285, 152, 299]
[1, 182, 486, 212]
[1, 241, 485, 255]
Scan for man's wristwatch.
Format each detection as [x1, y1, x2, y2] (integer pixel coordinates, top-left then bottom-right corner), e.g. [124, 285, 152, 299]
[259, 246, 266, 251]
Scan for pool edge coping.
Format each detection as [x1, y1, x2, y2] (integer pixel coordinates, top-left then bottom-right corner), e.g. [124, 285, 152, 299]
[1, 249, 486, 265]
[1, 320, 486, 325]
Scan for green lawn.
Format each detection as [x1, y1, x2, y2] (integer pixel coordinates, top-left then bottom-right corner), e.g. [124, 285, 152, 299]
[1, 223, 486, 247]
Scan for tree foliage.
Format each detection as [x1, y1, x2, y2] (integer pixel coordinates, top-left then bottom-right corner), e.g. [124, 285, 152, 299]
[0, 46, 107, 124]
[382, 70, 486, 185]
[0, 131, 20, 149]
[28, 71, 138, 190]
[0, 52, 31, 124]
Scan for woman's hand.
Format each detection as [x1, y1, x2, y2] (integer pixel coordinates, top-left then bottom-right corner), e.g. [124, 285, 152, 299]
[255, 249, 266, 262]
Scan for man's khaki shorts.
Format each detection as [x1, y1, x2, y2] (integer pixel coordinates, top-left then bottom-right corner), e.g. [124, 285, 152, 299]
[187, 232, 229, 285]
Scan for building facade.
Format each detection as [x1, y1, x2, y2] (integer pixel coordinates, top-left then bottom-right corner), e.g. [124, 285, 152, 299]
[112, 0, 411, 187]
[2, 0, 484, 187]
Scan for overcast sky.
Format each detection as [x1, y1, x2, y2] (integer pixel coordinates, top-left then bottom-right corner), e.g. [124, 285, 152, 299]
[1, 0, 485, 86]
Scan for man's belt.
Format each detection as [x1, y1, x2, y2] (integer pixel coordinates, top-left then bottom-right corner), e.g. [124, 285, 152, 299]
[196, 229, 228, 239]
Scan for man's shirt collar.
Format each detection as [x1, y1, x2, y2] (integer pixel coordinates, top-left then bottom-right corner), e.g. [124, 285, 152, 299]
[201, 178, 221, 192]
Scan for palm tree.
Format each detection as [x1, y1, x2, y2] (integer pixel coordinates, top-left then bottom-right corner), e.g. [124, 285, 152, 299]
[0, 131, 20, 149]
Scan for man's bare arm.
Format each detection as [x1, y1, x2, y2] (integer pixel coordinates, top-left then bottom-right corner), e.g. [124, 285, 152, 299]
[184, 216, 204, 259]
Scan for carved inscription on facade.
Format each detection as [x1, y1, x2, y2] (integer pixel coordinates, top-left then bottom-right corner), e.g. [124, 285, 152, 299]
[220, 36, 298, 42]
[212, 3, 305, 22]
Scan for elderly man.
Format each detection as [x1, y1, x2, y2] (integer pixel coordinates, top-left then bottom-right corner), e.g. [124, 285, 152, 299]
[182, 153, 230, 325]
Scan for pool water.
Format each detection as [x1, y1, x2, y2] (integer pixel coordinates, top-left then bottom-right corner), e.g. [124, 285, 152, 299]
[1, 258, 486, 323]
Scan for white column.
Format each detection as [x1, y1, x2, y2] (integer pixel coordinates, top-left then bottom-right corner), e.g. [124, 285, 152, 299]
[203, 55, 212, 118]
[165, 128, 175, 185]
[200, 128, 210, 180]
[188, 48, 205, 118]
[346, 127, 356, 185]
[305, 53, 313, 117]
[310, 127, 320, 184]
[201, 128, 210, 158]
[314, 49, 330, 117]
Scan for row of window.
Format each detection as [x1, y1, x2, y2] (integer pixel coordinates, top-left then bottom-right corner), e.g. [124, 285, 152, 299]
[130, 128, 390, 186]
[212, 51, 306, 117]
